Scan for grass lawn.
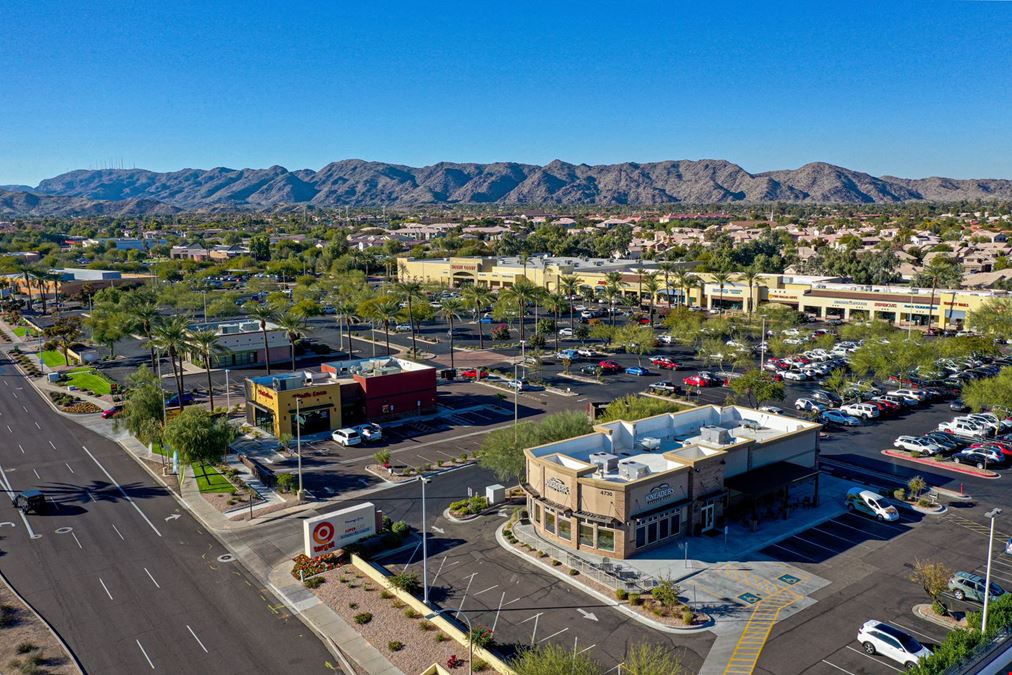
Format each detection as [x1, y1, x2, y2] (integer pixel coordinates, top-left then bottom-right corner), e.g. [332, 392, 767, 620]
[65, 368, 113, 395]
[12, 326, 27, 337]
[191, 462, 234, 493]
[40, 350, 68, 367]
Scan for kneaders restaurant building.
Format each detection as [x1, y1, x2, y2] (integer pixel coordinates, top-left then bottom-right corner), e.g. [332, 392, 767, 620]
[523, 405, 821, 559]
[245, 356, 437, 438]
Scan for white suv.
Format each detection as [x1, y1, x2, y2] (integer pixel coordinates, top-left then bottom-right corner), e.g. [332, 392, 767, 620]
[856, 620, 930, 667]
[840, 403, 880, 420]
[331, 428, 362, 446]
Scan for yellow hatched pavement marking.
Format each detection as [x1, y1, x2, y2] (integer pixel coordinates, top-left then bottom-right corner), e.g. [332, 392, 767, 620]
[945, 513, 1012, 540]
[723, 585, 803, 675]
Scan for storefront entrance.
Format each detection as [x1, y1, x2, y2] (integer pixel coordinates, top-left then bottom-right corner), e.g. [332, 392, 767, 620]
[701, 503, 716, 532]
[290, 405, 332, 436]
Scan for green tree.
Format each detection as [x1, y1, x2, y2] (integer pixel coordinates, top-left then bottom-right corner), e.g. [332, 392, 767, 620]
[502, 278, 540, 341]
[392, 280, 424, 356]
[461, 284, 493, 350]
[663, 306, 705, 345]
[162, 407, 235, 480]
[437, 297, 464, 371]
[249, 234, 271, 261]
[478, 410, 592, 485]
[151, 314, 191, 408]
[968, 298, 1012, 341]
[616, 324, 656, 366]
[511, 643, 604, 675]
[963, 367, 1012, 415]
[120, 365, 164, 444]
[729, 369, 785, 408]
[910, 558, 953, 605]
[913, 256, 963, 330]
[43, 315, 83, 366]
[187, 329, 226, 411]
[641, 272, 661, 325]
[244, 302, 278, 375]
[275, 310, 308, 371]
[710, 270, 732, 315]
[88, 309, 132, 358]
[558, 275, 581, 334]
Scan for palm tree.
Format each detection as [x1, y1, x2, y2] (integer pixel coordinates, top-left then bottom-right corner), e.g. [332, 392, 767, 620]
[544, 291, 569, 352]
[393, 281, 425, 356]
[693, 274, 707, 310]
[187, 329, 225, 410]
[711, 271, 732, 315]
[558, 275, 581, 334]
[461, 285, 493, 350]
[672, 271, 691, 307]
[603, 283, 624, 326]
[503, 278, 539, 341]
[914, 256, 963, 331]
[129, 297, 160, 368]
[740, 268, 761, 315]
[151, 315, 190, 409]
[245, 303, 278, 374]
[332, 299, 358, 360]
[437, 298, 464, 371]
[642, 272, 661, 325]
[275, 310, 309, 371]
[372, 295, 402, 355]
[658, 262, 678, 307]
[19, 265, 34, 311]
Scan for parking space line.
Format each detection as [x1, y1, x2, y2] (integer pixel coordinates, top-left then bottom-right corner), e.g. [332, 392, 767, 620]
[492, 591, 506, 632]
[430, 556, 448, 586]
[791, 534, 844, 554]
[473, 584, 498, 596]
[828, 519, 889, 538]
[889, 620, 944, 642]
[844, 645, 902, 672]
[766, 542, 818, 563]
[820, 660, 856, 674]
[810, 525, 861, 544]
[455, 572, 478, 618]
[577, 643, 596, 655]
[537, 627, 568, 644]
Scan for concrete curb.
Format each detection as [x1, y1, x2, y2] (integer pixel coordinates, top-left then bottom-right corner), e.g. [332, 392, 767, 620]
[0, 567, 85, 675]
[881, 449, 1000, 479]
[494, 523, 713, 634]
[913, 603, 966, 631]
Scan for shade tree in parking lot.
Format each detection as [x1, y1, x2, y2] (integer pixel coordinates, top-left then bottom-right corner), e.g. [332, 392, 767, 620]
[617, 324, 656, 366]
[848, 334, 936, 382]
[360, 294, 403, 355]
[662, 306, 704, 345]
[838, 319, 897, 343]
[187, 329, 227, 410]
[392, 280, 425, 356]
[728, 369, 785, 408]
[968, 298, 1012, 342]
[963, 367, 1012, 415]
[909, 559, 953, 613]
[460, 284, 494, 349]
[912, 255, 963, 330]
[754, 302, 805, 334]
[437, 298, 464, 370]
[478, 410, 592, 485]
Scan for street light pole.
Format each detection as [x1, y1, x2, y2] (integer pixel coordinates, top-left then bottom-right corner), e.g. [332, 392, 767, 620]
[419, 476, 431, 606]
[296, 397, 304, 502]
[202, 291, 207, 323]
[513, 362, 519, 443]
[225, 369, 231, 412]
[983, 507, 1002, 632]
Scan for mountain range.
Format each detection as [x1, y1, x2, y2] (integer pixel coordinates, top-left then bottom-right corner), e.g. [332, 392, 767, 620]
[2, 159, 1011, 216]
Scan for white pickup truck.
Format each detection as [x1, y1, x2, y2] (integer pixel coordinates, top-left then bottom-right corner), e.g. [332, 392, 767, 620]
[937, 419, 989, 439]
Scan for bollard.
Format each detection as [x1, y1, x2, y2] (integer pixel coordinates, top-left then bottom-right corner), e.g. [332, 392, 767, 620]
[960, 483, 964, 496]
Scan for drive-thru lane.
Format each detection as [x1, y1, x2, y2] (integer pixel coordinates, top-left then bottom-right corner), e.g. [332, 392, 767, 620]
[0, 357, 336, 674]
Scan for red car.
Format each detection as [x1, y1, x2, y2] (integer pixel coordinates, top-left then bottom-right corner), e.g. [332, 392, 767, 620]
[683, 374, 716, 388]
[599, 360, 623, 373]
[460, 368, 488, 380]
[101, 405, 123, 419]
[649, 356, 681, 370]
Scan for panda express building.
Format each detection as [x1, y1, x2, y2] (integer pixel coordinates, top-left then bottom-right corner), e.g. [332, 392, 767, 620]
[523, 405, 822, 559]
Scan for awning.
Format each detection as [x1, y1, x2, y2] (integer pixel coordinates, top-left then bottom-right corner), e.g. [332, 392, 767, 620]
[725, 461, 818, 497]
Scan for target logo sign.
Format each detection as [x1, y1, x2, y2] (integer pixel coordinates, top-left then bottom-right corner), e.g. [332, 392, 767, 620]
[312, 521, 336, 554]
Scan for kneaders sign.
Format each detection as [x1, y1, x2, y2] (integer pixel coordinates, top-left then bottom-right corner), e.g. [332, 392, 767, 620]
[303, 502, 377, 557]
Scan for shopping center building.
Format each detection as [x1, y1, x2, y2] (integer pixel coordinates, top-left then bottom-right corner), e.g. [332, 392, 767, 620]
[399, 256, 1006, 330]
[523, 405, 822, 559]
[244, 356, 437, 437]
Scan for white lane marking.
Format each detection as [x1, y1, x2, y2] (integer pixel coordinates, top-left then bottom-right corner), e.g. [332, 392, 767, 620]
[844, 645, 902, 672]
[431, 556, 448, 586]
[473, 584, 498, 596]
[65, 462, 75, 474]
[402, 541, 421, 569]
[811, 525, 861, 544]
[49, 440, 56, 449]
[767, 542, 818, 563]
[455, 571, 479, 618]
[0, 464, 38, 539]
[136, 639, 155, 669]
[144, 568, 161, 589]
[32, 468, 40, 480]
[186, 625, 209, 653]
[111, 523, 125, 540]
[12, 391, 17, 399]
[81, 445, 162, 537]
[520, 612, 543, 623]
[577, 643, 596, 655]
[98, 577, 114, 600]
[71, 532, 83, 549]
[34, 421, 40, 430]
[791, 534, 842, 554]
[6, 425, 11, 433]
[537, 627, 569, 644]
[492, 591, 506, 632]
[821, 660, 857, 675]
[888, 620, 942, 642]
[18, 444, 24, 454]
[503, 597, 522, 606]
[21, 405, 27, 413]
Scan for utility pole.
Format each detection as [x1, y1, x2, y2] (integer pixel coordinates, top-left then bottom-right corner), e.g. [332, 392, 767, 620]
[983, 507, 1002, 632]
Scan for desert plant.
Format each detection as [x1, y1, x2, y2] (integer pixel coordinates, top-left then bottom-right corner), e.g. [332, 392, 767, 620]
[15, 643, 37, 655]
[467, 626, 494, 649]
[388, 640, 404, 652]
[404, 608, 421, 619]
[303, 577, 324, 589]
[419, 620, 436, 631]
[652, 578, 682, 609]
[893, 487, 907, 501]
[629, 593, 643, 606]
[354, 612, 373, 625]
[436, 633, 449, 642]
[374, 449, 392, 466]
[615, 588, 628, 601]
[389, 572, 421, 595]
[911, 559, 953, 604]
[907, 475, 927, 500]
[380, 590, 394, 599]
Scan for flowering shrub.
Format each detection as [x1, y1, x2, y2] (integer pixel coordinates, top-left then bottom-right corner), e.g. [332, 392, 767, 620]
[467, 626, 494, 649]
[290, 552, 343, 579]
[447, 655, 463, 669]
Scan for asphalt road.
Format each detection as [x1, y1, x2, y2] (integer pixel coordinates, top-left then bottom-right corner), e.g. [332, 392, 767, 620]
[0, 355, 337, 674]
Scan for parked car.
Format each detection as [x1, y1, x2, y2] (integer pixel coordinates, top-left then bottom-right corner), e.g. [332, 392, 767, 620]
[856, 621, 931, 667]
[821, 410, 862, 427]
[165, 392, 196, 407]
[953, 447, 1003, 469]
[938, 419, 990, 440]
[893, 435, 944, 455]
[922, 432, 965, 453]
[557, 327, 574, 338]
[950, 398, 969, 412]
[649, 356, 680, 369]
[683, 373, 717, 388]
[556, 349, 580, 361]
[504, 378, 529, 390]
[101, 405, 123, 419]
[840, 403, 880, 420]
[394, 323, 414, 332]
[625, 366, 651, 376]
[782, 370, 808, 381]
[460, 368, 488, 380]
[846, 488, 899, 522]
[648, 382, 678, 395]
[948, 571, 1005, 604]
[331, 428, 362, 446]
[810, 390, 842, 406]
[795, 398, 826, 413]
[354, 423, 383, 442]
[598, 360, 623, 374]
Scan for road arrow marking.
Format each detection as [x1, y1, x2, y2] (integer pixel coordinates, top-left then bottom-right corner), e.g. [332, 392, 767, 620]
[431, 525, 445, 534]
[0, 522, 15, 528]
[577, 608, 598, 622]
[165, 514, 181, 521]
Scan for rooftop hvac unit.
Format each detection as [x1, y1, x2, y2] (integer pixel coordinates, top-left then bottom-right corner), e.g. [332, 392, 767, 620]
[639, 437, 661, 451]
[699, 425, 733, 446]
[220, 324, 238, 334]
[618, 459, 650, 480]
[589, 452, 618, 474]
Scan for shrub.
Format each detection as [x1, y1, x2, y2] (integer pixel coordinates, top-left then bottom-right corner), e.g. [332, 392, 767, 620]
[387, 641, 404, 652]
[15, 643, 37, 655]
[932, 600, 947, 616]
[391, 520, 410, 537]
[467, 626, 494, 649]
[629, 593, 643, 606]
[374, 449, 392, 466]
[918, 497, 934, 508]
[290, 552, 342, 579]
[392, 599, 406, 609]
[652, 578, 682, 609]
[448, 495, 489, 517]
[472, 659, 489, 672]
[354, 612, 373, 625]
[436, 633, 449, 642]
[615, 589, 628, 601]
[893, 487, 907, 501]
[0, 604, 18, 627]
[380, 590, 394, 599]
[569, 568, 579, 576]
[681, 606, 695, 624]
[389, 572, 421, 595]
[419, 620, 436, 631]
[551, 559, 562, 567]
[349, 602, 358, 609]
[404, 608, 421, 619]
[304, 577, 324, 589]
[276, 473, 295, 493]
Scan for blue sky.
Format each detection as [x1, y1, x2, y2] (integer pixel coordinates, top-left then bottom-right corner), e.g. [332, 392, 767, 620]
[1, 1, 1010, 185]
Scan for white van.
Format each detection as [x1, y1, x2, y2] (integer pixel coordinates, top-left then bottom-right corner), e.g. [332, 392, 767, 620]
[846, 488, 899, 522]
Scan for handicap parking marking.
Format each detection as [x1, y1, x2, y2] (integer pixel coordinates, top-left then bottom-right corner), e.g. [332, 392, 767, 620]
[738, 592, 762, 604]
[777, 574, 801, 585]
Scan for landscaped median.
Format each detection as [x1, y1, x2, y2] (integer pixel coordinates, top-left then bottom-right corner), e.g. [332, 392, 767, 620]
[882, 449, 1000, 479]
[1, 571, 81, 675]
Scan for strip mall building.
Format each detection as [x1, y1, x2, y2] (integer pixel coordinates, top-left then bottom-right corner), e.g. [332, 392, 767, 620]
[244, 356, 437, 437]
[399, 256, 1005, 330]
[523, 406, 821, 559]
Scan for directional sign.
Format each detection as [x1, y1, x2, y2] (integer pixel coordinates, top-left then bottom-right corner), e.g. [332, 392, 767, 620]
[577, 608, 598, 622]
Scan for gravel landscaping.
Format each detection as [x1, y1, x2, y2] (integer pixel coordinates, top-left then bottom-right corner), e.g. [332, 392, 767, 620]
[0, 583, 76, 675]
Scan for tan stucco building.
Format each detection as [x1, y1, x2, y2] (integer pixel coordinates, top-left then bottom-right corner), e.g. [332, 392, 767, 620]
[523, 406, 822, 559]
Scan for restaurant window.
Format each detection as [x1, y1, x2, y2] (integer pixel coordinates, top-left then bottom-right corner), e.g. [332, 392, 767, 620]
[533, 503, 541, 524]
[647, 521, 658, 544]
[558, 518, 572, 541]
[635, 525, 645, 548]
[597, 528, 615, 552]
[579, 523, 594, 547]
[671, 512, 681, 535]
[659, 518, 669, 540]
[545, 511, 556, 534]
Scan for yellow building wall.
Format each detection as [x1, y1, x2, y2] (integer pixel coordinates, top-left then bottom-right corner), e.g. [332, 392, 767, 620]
[248, 383, 342, 437]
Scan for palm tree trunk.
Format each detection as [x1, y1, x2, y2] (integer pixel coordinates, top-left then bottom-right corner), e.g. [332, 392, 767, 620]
[518, 299, 525, 341]
[261, 325, 272, 374]
[554, 306, 560, 352]
[407, 297, 418, 356]
[168, 348, 184, 410]
[205, 356, 215, 410]
[290, 338, 296, 371]
[448, 316, 455, 370]
[476, 306, 484, 350]
[346, 318, 354, 359]
[384, 322, 392, 355]
[569, 305, 575, 334]
[928, 282, 937, 331]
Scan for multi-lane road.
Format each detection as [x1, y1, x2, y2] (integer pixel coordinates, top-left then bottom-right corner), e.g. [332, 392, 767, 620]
[0, 355, 337, 673]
